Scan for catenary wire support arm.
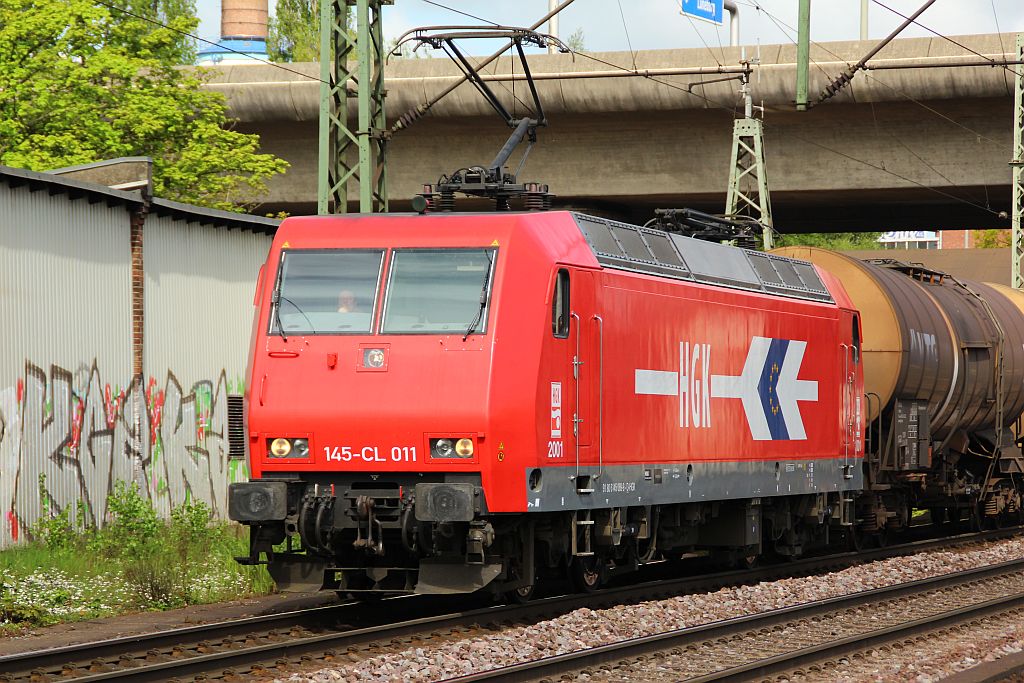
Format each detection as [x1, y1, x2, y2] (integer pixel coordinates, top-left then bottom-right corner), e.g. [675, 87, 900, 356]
[817, 0, 937, 105]
[1012, 34, 1024, 290]
[725, 58, 775, 250]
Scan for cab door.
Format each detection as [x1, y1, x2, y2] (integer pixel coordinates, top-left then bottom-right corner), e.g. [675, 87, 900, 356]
[839, 310, 863, 475]
[568, 270, 601, 482]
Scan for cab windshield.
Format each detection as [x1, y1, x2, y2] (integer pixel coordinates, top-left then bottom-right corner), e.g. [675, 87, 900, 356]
[382, 249, 496, 334]
[270, 249, 384, 335]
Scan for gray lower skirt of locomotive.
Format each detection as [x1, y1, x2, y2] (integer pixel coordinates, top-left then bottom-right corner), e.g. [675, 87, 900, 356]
[527, 457, 864, 512]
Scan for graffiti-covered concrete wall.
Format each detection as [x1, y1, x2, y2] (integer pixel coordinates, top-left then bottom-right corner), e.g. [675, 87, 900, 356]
[0, 166, 277, 547]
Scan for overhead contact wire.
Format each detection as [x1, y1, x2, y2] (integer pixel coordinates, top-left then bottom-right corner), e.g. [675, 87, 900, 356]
[871, 0, 1017, 78]
[420, 0, 499, 26]
[739, 0, 1002, 146]
[789, 133, 1001, 217]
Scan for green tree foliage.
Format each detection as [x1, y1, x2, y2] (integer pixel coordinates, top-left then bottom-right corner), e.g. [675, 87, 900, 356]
[0, 0, 288, 211]
[566, 27, 586, 52]
[975, 229, 1010, 248]
[268, 0, 321, 62]
[776, 232, 883, 250]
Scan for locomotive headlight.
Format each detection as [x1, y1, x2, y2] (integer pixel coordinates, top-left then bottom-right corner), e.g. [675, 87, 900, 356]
[364, 348, 386, 368]
[293, 438, 310, 457]
[269, 438, 292, 457]
[431, 437, 474, 458]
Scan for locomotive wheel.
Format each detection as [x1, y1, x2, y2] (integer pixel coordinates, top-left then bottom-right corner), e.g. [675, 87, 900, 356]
[735, 552, 759, 570]
[570, 556, 605, 593]
[505, 582, 536, 604]
[846, 526, 866, 552]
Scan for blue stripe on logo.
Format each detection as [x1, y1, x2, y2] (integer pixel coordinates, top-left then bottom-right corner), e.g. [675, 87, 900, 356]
[758, 338, 790, 440]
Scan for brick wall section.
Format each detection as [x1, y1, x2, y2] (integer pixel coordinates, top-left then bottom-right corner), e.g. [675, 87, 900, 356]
[939, 230, 975, 249]
[130, 207, 145, 376]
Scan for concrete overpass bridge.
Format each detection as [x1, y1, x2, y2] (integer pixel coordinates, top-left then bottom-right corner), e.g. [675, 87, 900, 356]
[204, 32, 1019, 231]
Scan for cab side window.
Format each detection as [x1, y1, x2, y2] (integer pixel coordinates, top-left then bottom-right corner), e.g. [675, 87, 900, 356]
[852, 315, 861, 364]
[553, 269, 570, 338]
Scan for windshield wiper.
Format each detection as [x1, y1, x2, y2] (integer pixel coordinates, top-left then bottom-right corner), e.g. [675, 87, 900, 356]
[272, 257, 288, 342]
[464, 250, 494, 341]
[279, 296, 315, 333]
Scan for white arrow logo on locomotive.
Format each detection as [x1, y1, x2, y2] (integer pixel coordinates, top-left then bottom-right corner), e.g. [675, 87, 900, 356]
[634, 336, 818, 441]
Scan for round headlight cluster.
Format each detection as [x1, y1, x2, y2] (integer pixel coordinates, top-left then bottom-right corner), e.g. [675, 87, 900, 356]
[431, 437, 475, 458]
[268, 437, 311, 458]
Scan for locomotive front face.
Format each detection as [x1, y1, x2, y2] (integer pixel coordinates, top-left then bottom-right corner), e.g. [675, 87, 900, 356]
[229, 213, 562, 595]
[251, 245, 496, 474]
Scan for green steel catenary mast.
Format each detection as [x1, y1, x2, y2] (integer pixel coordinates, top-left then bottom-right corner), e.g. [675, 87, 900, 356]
[318, 0, 390, 214]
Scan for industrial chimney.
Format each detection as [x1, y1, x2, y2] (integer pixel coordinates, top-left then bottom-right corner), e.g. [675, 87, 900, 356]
[196, 0, 270, 65]
[222, 0, 268, 40]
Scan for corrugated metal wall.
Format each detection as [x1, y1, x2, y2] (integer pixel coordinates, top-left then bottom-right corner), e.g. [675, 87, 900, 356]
[143, 214, 271, 520]
[0, 182, 133, 547]
[0, 172, 277, 548]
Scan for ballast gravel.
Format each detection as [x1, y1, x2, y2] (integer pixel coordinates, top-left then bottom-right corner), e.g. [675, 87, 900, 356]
[280, 537, 1024, 683]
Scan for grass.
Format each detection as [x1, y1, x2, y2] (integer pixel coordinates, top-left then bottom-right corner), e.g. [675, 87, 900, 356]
[0, 482, 275, 634]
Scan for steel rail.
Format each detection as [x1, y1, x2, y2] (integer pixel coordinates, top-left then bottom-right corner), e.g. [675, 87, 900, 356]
[2, 527, 1020, 682]
[446, 557, 1024, 683]
[0, 598, 374, 672]
[946, 648, 1024, 683]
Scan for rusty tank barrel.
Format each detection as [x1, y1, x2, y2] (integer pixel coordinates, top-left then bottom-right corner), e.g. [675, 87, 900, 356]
[774, 248, 1024, 441]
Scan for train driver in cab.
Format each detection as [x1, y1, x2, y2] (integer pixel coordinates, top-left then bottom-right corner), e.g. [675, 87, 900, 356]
[337, 289, 360, 314]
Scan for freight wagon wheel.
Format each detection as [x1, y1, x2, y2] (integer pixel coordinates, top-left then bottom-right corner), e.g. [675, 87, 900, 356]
[570, 556, 605, 593]
[969, 502, 985, 532]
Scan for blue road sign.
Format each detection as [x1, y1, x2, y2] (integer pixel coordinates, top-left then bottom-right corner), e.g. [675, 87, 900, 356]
[681, 0, 724, 25]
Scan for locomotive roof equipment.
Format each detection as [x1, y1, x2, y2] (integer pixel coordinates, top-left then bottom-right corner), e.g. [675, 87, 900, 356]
[394, 26, 564, 211]
[646, 207, 762, 250]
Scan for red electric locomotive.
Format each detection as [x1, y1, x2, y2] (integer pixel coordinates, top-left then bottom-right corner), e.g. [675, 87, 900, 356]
[230, 210, 863, 596]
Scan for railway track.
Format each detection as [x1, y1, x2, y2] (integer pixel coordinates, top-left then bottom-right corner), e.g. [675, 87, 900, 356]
[451, 553, 1024, 682]
[1, 527, 1020, 682]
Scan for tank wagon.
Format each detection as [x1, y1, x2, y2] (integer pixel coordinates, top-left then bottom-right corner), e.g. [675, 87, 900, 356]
[774, 248, 1024, 536]
[228, 212, 1022, 597]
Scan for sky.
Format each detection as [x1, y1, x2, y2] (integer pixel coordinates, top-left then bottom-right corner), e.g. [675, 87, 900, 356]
[196, 0, 1024, 56]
